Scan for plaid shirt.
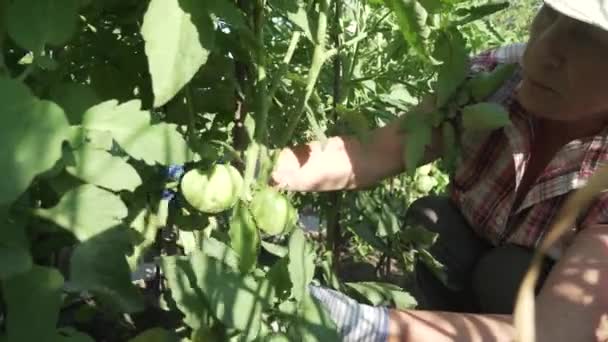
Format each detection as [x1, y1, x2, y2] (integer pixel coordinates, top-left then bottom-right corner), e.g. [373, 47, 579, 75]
[450, 43, 608, 258]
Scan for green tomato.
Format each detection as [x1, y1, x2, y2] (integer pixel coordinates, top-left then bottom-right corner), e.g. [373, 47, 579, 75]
[417, 163, 433, 176]
[250, 188, 297, 236]
[416, 175, 438, 193]
[180, 164, 243, 214]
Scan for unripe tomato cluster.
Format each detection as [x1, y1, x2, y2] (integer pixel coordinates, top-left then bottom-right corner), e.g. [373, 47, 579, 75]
[180, 164, 296, 236]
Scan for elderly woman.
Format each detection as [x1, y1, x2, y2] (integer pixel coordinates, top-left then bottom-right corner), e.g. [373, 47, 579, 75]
[272, 0, 608, 341]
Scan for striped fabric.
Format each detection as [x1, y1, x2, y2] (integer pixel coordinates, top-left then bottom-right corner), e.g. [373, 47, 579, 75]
[450, 43, 608, 259]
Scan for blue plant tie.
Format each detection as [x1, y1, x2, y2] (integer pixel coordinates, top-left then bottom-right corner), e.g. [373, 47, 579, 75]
[161, 189, 176, 201]
[166, 164, 185, 181]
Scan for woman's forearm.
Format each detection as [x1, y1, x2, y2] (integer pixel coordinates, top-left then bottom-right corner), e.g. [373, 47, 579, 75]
[275, 119, 439, 192]
[388, 310, 514, 342]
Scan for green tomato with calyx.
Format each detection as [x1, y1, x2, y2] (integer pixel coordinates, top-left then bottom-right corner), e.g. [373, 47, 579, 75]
[417, 175, 438, 193]
[180, 164, 243, 214]
[250, 188, 297, 236]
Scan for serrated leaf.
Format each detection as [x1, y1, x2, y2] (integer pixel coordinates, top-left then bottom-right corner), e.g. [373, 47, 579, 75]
[462, 102, 511, 131]
[2, 265, 63, 341]
[0, 215, 32, 279]
[229, 203, 260, 273]
[81, 100, 195, 165]
[288, 229, 315, 302]
[67, 127, 114, 151]
[387, 0, 430, 56]
[81, 100, 149, 144]
[34, 184, 128, 241]
[345, 281, 417, 310]
[128, 328, 179, 342]
[0, 77, 70, 206]
[122, 122, 195, 166]
[434, 29, 469, 108]
[69, 228, 144, 313]
[66, 147, 142, 192]
[142, 0, 214, 107]
[6, 0, 80, 52]
[470, 63, 517, 101]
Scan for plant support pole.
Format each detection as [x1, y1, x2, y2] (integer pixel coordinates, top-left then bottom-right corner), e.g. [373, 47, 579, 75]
[327, 0, 343, 269]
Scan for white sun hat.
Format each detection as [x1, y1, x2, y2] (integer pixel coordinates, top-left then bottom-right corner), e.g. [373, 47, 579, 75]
[544, 0, 608, 31]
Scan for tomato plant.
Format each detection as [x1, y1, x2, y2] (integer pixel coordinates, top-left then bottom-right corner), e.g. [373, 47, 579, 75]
[0, 0, 536, 340]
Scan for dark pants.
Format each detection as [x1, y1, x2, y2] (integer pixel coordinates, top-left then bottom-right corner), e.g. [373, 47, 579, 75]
[407, 196, 555, 314]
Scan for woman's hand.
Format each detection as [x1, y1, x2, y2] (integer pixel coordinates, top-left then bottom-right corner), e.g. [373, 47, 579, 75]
[270, 144, 314, 192]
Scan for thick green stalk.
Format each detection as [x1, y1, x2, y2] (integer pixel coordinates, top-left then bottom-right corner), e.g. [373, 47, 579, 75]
[326, 0, 343, 269]
[279, 0, 330, 147]
[254, 0, 269, 144]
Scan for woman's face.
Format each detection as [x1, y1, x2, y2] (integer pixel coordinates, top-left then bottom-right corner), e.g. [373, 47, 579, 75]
[518, 4, 608, 122]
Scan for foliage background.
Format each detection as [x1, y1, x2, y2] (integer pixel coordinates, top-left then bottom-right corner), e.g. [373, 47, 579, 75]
[0, 0, 540, 341]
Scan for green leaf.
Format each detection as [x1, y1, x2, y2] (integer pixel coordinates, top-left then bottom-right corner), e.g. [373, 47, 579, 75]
[0, 77, 70, 206]
[348, 223, 390, 253]
[461, 102, 511, 131]
[190, 253, 269, 339]
[401, 112, 433, 176]
[164, 252, 273, 339]
[81, 100, 149, 146]
[287, 293, 340, 342]
[401, 224, 439, 249]
[142, 0, 214, 107]
[455, 2, 509, 26]
[69, 228, 144, 313]
[469, 63, 517, 101]
[49, 83, 101, 125]
[128, 328, 179, 342]
[122, 122, 195, 166]
[200, 236, 241, 271]
[345, 282, 417, 310]
[160, 256, 210, 330]
[2, 265, 64, 341]
[6, 0, 80, 52]
[34, 184, 128, 241]
[418, 248, 451, 289]
[55, 327, 95, 342]
[81, 100, 195, 165]
[440, 121, 458, 173]
[387, 0, 430, 56]
[266, 257, 292, 300]
[261, 240, 288, 258]
[66, 147, 142, 192]
[127, 207, 162, 269]
[288, 229, 315, 302]
[204, 0, 248, 29]
[229, 203, 260, 274]
[433, 29, 469, 108]
[67, 127, 114, 151]
[0, 215, 32, 279]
